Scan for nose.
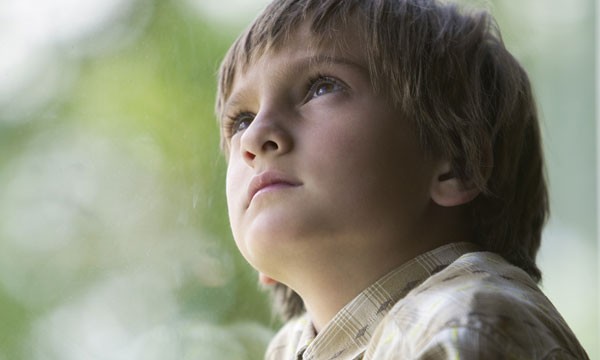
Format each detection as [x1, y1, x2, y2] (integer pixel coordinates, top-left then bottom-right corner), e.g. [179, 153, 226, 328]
[239, 110, 293, 166]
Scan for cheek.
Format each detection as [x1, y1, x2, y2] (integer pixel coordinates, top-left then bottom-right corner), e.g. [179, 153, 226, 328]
[225, 150, 245, 201]
[306, 113, 430, 205]
[225, 166, 235, 211]
[225, 163, 243, 233]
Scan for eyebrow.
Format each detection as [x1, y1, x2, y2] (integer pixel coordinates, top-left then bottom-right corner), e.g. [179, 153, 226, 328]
[222, 54, 368, 116]
[304, 54, 367, 73]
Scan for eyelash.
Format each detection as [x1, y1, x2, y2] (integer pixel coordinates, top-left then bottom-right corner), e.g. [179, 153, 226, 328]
[304, 73, 345, 102]
[224, 74, 345, 139]
[224, 111, 254, 139]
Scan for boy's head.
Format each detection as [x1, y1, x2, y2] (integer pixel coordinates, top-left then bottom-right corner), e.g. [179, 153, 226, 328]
[216, 0, 548, 319]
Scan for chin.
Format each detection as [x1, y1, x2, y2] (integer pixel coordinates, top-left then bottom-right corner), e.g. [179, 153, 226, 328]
[238, 218, 310, 270]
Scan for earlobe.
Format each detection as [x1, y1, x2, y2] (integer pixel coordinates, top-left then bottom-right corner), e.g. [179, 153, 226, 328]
[259, 272, 277, 286]
[430, 161, 481, 207]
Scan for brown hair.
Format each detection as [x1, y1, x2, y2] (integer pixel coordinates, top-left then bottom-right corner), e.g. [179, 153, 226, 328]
[216, 0, 548, 320]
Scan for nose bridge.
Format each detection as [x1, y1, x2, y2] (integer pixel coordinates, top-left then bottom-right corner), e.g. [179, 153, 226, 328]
[239, 104, 293, 164]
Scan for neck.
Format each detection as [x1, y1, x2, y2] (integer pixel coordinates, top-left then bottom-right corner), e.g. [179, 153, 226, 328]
[296, 238, 453, 332]
[281, 205, 472, 332]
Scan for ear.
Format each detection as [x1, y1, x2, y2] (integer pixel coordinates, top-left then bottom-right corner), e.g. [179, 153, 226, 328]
[259, 272, 277, 286]
[430, 161, 480, 207]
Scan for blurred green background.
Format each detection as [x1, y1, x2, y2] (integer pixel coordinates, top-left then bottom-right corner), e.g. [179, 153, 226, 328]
[0, 0, 596, 359]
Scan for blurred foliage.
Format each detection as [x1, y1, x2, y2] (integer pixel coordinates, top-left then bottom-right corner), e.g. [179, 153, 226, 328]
[0, 0, 596, 359]
[0, 1, 276, 359]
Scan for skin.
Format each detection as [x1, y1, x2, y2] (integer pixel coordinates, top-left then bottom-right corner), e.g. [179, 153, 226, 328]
[222, 22, 476, 331]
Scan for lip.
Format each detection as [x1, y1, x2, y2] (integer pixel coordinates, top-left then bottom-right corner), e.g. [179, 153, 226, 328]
[247, 171, 301, 206]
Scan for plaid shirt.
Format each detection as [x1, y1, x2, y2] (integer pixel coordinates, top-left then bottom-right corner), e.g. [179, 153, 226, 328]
[265, 243, 589, 360]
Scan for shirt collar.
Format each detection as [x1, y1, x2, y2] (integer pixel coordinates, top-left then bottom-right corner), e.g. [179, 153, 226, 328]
[296, 242, 480, 360]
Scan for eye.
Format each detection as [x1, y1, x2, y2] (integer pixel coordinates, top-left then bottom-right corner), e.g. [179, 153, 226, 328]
[225, 111, 255, 137]
[306, 75, 345, 101]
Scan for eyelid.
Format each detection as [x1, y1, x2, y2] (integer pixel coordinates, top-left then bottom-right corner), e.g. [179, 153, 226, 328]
[224, 111, 255, 139]
[303, 74, 347, 103]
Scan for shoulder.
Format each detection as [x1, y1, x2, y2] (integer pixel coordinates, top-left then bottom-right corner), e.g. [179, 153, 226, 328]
[365, 251, 589, 359]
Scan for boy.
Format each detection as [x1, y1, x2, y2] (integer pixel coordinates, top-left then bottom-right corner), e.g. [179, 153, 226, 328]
[216, 0, 589, 358]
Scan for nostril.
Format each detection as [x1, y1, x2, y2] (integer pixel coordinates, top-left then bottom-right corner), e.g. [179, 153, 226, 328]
[244, 150, 256, 161]
[263, 140, 279, 152]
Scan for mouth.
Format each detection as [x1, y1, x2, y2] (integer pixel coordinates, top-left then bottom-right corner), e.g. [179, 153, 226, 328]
[247, 171, 301, 206]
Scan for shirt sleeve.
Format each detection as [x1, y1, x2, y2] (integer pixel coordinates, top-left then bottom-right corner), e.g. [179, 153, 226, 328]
[365, 323, 582, 360]
[409, 326, 526, 360]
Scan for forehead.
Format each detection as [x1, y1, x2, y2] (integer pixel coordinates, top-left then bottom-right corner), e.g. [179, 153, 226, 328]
[229, 19, 367, 98]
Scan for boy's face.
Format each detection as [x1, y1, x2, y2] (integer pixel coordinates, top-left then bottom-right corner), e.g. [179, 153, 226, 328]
[222, 22, 439, 282]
